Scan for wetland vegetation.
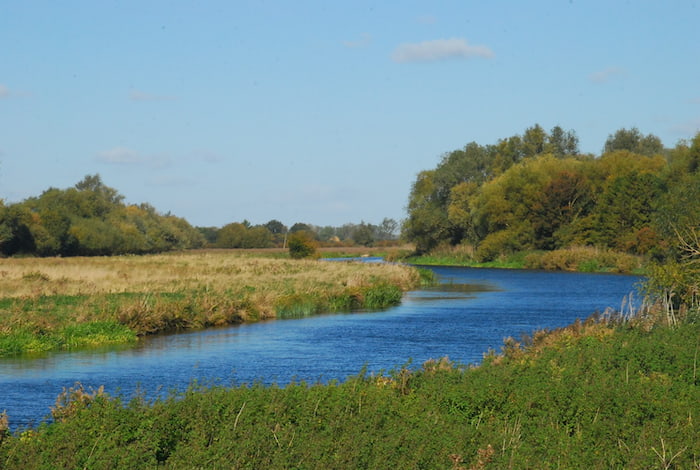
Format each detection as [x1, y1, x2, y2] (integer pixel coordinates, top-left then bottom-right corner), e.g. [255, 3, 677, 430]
[0, 251, 424, 356]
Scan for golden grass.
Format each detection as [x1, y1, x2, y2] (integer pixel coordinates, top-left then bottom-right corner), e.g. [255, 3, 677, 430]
[0, 251, 418, 299]
[0, 251, 422, 354]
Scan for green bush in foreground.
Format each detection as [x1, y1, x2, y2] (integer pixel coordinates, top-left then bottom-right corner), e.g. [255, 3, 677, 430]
[1, 315, 698, 469]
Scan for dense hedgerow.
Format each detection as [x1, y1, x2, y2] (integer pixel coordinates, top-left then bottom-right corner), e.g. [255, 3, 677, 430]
[1, 315, 697, 469]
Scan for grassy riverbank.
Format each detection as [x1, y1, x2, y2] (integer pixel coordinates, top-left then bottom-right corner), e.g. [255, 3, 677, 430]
[0, 251, 425, 356]
[406, 245, 645, 274]
[1, 309, 696, 468]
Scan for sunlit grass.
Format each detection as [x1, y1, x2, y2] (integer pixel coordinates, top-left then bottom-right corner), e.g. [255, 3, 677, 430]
[0, 251, 421, 355]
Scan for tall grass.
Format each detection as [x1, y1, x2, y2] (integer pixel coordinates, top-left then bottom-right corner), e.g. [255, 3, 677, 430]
[0, 251, 422, 355]
[404, 244, 644, 274]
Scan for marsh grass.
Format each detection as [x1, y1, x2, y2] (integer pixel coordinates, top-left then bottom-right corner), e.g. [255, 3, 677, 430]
[0, 251, 421, 355]
[405, 244, 644, 273]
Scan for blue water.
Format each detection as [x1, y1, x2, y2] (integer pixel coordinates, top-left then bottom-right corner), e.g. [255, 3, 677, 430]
[0, 266, 642, 429]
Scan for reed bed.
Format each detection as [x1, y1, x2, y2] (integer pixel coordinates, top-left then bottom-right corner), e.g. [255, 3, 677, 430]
[0, 251, 422, 355]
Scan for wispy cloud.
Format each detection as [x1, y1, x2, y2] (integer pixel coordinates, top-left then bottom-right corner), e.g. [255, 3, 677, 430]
[0, 84, 10, 98]
[129, 89, 176, 102]
[188, 149, 223, 164]
[96, 147, 171, 168]
[670, 118, 700, 136]
[588, 67, 626, 83]
[342, 33, 372, 48]
[392, 38, 493, 63]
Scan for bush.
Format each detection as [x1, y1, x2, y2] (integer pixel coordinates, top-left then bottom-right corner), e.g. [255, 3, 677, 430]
[287, 231, 318, 259]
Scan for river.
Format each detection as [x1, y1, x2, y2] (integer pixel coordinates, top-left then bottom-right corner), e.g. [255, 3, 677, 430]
[0, 264, 642, 429]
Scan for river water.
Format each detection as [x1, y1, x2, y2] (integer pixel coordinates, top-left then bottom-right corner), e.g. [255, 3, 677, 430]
[0, 264, 642, 429]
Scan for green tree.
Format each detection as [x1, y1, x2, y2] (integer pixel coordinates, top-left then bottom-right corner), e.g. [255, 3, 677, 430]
[592, 172, 665, 252]
[216, 223, 248, 248]
[264, 219, 287, 235]
[548, 125, 580, 158]
[603, 127, 664, 156]
[0, 202, 36, 255]
[288, 230, 318, 259]
[402, 170, 451, 252]
[377, 218, 399, 241]
[289, 222, 313, 234]
[352, 222, 375, 247]
[521, 123, 548, 158]
[531, 169, 593, 249]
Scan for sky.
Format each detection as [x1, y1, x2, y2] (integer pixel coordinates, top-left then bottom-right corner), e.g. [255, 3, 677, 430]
[1, 1, 699, 229]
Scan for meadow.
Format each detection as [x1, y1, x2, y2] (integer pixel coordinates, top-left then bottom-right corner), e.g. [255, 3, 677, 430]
[0, 251, 425, 356]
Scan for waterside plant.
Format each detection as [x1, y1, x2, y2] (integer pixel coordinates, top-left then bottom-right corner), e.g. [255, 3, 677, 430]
[405, 244, 644, 274]
[0, 306, 696, 468]
[0, 251, 422, 356]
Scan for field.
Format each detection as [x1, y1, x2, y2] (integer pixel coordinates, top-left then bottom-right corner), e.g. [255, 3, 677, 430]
[0, 250, 424, 356]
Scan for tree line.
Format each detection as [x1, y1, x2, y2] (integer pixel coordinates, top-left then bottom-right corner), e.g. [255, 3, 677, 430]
[0, 174, 400, 257]
[198, 218, 399, 250]
[0, 175, 206, 256]
[402, 125, 700, 264]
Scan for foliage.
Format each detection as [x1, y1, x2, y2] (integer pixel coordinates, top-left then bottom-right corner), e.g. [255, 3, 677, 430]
[287, 231, 318, 259]
[1, 316, 697, 469]
[215, 222, 273, 249]
[603, 127, 665, 156]
[403, 125, 699, 264]
[0, 174, 205, 257]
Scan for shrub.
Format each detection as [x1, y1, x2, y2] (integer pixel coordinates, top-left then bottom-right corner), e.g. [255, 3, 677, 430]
[287, 231, 318, 259]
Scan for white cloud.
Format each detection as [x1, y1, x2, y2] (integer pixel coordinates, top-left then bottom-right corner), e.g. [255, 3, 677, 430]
[96, 147, 171, 168]
[342, 33, 372, 48]
[392, 38, 493, 63]
[129, 89, 176, 102]
[588, 67, 626, 83]
[96, 147, 142, 164]
[0, 84, 9, 98]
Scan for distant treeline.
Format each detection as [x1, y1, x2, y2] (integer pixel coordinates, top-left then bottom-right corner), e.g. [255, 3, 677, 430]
[403, 125, 700, 262]
[0, 175, 400, 257]
[198, 218, 400, 250]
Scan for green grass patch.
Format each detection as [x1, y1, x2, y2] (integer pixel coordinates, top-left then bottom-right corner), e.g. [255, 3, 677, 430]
[0, 321, 136, 356]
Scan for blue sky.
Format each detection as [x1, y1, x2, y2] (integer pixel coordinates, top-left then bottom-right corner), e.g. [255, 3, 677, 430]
[1, 1, 699, 228]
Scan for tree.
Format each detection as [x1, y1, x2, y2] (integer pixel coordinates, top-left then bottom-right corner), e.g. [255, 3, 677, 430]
[288, 231, 318, 259]
[592, 172, 665, 252]
[603, 127, 664, 156]
[548, 125, 580, 158]
[402, 170, 451, 252]
[377, 218, 399, 241]
[0, 203, 36, 255]
[352, 222, 375, 247]
[531, 169, 593, 249]
[264, 219, 287, 235]
[521, 124, 548, 158]
[289, 222, 313, 234]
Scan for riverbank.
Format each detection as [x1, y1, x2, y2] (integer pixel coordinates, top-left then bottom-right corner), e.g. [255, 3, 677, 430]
[0, 251, 424, 356]
[405, 245, 646, 274]
[1, 309, 696, 468]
